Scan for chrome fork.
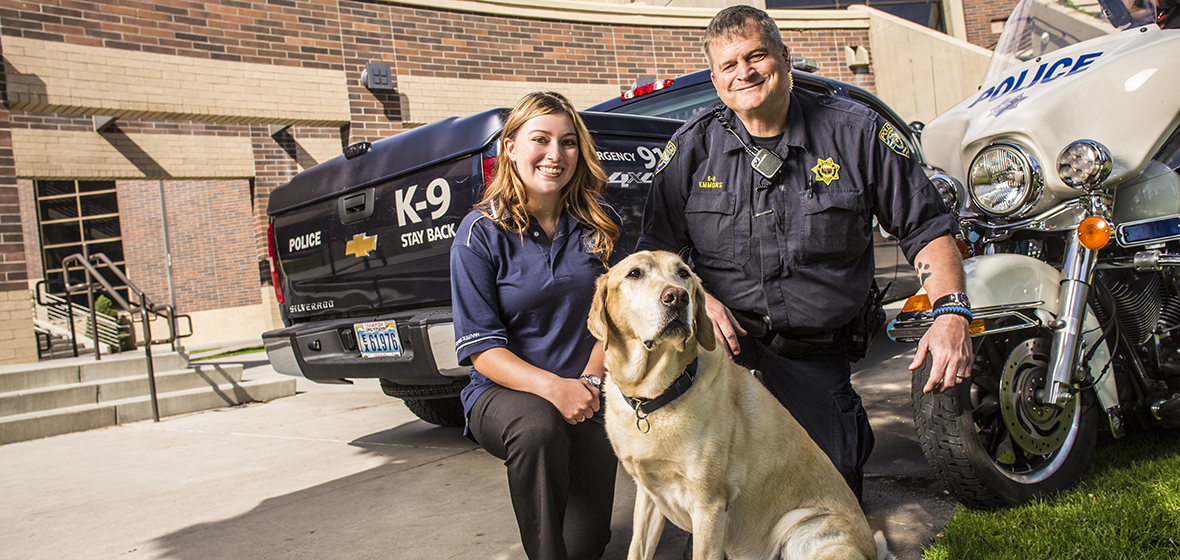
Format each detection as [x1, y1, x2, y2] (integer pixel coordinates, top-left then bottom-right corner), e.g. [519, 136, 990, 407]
[1043, 229, 1097, 406]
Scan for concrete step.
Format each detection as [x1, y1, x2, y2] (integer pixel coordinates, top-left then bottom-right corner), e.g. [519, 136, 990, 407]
[0, 364, 245, 418]
[0, 376, 298, 445]
[0, 351, 189, 393]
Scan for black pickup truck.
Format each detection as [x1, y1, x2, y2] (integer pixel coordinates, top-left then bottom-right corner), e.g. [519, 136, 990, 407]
[261, 109, 680, 426]
[261, 70, 926, 427]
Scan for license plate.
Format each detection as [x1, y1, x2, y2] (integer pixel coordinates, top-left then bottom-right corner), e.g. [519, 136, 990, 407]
[354, 321, 403, 358]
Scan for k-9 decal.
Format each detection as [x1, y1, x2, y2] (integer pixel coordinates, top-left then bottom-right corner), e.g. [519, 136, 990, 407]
[394, 178, 452, 227]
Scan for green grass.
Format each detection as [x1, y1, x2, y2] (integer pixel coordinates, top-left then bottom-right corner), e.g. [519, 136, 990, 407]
[923, 430, 1180, 559]
[187, 347, 221, 355]
[189, 345, 265, 361]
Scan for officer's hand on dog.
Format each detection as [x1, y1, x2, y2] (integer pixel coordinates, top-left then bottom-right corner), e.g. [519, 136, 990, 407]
[704, 291, 746, 358]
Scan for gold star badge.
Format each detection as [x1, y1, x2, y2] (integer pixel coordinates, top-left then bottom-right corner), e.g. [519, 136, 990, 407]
[811, 157, 840, 186]
[346, 233, 377, 258]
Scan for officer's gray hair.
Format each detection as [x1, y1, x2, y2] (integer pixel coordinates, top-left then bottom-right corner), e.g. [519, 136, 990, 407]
[702, 5, 785, 66]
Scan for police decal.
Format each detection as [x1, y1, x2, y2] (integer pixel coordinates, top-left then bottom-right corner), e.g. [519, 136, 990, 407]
[654, 140, 676, 175]
[878, 123, 910, 158]
[811, 157, 841, 186]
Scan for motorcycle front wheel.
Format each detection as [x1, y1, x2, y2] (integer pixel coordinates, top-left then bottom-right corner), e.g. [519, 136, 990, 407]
[911, 330, 1099, 509]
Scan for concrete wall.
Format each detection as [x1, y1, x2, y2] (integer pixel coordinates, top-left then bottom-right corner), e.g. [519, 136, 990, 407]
[854, 6, 993, 125]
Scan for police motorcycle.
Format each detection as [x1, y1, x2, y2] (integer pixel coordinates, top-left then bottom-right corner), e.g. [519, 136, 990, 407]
[888, 0, 1180, 508]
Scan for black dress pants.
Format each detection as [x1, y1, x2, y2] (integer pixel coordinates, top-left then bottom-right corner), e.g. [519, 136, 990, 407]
[733, 335, 875, 500]
[468, 384, 617, 560]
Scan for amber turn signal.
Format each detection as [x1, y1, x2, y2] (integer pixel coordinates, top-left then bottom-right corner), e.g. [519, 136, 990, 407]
[1078, 216, 1111, 250]
[902, 293, 932, 313]
[955, 238, 972, 260]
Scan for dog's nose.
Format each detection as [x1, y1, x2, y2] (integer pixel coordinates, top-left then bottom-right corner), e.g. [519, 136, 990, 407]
[661, 286, 688, 309]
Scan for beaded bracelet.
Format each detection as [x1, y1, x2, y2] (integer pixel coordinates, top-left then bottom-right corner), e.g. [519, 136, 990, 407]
[932, 304, 973, 321]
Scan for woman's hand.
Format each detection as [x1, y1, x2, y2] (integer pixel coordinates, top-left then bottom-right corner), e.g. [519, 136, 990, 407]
[470, 346, 602, 424]
[543, 376, 600, 424]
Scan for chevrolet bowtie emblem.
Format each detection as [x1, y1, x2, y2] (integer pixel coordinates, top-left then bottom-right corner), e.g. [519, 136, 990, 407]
[346, 233, 377, 258]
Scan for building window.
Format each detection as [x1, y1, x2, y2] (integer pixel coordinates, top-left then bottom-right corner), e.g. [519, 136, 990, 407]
[34, 180, 128, 303]
[766, 0, 945, 31]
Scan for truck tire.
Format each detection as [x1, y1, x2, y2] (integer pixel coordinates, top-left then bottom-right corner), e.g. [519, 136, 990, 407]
[379, 378, 468, 427]
[403, 397, 466, 427]
[911, 332, 1099, 509]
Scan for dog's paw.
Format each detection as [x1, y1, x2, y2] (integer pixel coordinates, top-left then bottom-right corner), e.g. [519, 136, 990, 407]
[874, 531, 894, 560]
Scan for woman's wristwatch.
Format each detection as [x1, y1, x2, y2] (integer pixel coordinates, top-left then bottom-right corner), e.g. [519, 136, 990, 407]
[579, 374, 603, 390]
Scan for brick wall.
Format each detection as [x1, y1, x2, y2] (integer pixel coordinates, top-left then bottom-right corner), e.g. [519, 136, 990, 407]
[1, 0, 347, 69]
[0, 108, 24, 293]
[964, 0, 1019, 49]
[119, 179, 260, 314]
[339, 0, 405, 140]
[0, 70, 36, 362]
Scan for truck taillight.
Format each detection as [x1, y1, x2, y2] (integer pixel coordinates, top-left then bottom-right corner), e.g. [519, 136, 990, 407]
[621, 79, 674, 101]
[482, 156, 496, 183]
[267, 222, 284, 304]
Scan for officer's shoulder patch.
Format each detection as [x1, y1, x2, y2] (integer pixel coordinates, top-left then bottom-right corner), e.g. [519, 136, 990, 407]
[878, 122, 910, 159]
[654, 140, 676, 175]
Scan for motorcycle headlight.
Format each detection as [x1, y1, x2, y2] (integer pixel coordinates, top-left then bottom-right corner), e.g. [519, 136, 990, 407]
[968, 143, 1043, 217]
[1057, 140, 1111, 190]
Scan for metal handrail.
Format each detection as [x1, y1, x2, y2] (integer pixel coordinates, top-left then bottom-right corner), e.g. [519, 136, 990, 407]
[59, 252, 194, 422]
[34, 282, 123, 356]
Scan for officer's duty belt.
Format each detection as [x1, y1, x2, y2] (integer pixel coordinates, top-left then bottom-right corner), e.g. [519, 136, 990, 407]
[731, 309, 836, 359]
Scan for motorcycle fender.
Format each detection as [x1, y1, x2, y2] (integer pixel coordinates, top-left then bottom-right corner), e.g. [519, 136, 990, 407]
[964, 254, 1118, 420]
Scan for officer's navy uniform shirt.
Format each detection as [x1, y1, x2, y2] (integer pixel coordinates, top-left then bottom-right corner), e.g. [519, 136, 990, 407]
[451, 204, 628, 435]
[637, 88, 954, 334]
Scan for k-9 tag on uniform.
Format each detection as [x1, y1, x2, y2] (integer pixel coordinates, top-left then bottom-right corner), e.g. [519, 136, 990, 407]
[751, 148, 783, 180]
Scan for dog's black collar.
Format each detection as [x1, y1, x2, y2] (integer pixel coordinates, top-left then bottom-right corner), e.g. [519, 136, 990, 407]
[622, 358, 698, 417]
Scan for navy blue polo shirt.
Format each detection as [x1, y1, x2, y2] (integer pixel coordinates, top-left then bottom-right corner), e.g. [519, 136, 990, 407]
[637, 88, 954, 333]
[450, 205, 628, 429]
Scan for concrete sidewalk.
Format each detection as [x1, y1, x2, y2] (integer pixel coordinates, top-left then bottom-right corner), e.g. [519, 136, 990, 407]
[0, 329, 956, 560]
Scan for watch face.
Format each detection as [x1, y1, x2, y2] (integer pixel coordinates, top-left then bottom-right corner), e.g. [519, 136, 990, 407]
[937, 292, 970, 309]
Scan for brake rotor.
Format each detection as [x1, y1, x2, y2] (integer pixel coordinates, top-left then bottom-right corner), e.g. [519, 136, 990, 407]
[998, 338, 1077, 455]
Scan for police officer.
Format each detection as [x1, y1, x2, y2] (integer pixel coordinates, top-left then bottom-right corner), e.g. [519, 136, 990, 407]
[636, 5, 973, 499]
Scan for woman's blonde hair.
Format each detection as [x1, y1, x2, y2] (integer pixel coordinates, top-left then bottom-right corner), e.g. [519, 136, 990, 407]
[477, 91, 620, 264]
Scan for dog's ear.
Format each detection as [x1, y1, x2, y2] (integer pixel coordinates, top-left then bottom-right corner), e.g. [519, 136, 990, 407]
[587, 272, 610, 348]
[693, 280, 717, 351]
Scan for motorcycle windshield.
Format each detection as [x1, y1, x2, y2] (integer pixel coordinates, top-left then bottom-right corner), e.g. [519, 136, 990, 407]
[983, 0, 1159, 85]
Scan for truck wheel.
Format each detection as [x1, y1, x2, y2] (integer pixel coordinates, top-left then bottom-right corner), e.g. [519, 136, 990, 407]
[379, 378, 469, 399]
[402, 397, 466, 427]
[379, 378, 468, 427]
[911, 332, 1099, 509]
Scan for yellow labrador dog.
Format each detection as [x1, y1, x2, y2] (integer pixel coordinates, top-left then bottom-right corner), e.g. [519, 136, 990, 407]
[588, 251, 890, 560]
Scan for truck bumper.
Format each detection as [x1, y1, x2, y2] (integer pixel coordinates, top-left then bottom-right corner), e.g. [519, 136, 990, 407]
[261, 306, 467, 386]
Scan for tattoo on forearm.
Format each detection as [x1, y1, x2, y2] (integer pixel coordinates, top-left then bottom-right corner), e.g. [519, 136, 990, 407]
[917, 261, 932, 285]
